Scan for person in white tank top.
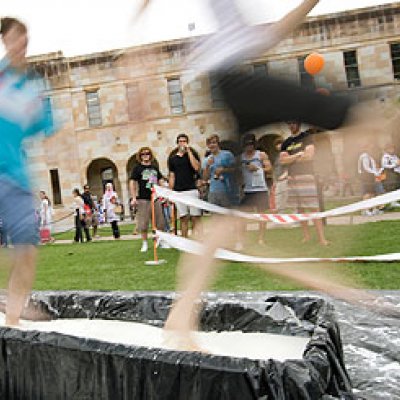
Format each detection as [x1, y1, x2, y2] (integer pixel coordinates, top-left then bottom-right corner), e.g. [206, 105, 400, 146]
[240, 134, 271, 246]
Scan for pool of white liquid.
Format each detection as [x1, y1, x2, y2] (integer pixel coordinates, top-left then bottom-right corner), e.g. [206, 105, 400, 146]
[0, 313, 309, 361]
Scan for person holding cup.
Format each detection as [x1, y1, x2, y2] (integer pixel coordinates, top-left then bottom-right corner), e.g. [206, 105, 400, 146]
[202, 134, 235, 207]
[168, 133, 201, 237]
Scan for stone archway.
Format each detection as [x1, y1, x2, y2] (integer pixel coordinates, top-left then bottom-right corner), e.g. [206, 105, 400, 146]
[86, 158, 122, 202]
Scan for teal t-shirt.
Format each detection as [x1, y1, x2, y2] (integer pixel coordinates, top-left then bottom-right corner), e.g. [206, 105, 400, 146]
[0, 58, 55, 189]
[202, 150, 235, 193]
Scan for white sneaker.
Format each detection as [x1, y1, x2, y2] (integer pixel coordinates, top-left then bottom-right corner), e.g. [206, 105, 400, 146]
[140, 241, 148, 252]
[361, 209, 373, 216]
[372, 208, 384, 215]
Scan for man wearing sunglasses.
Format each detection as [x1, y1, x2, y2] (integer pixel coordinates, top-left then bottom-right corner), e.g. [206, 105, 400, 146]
[130, 147, 167, 252]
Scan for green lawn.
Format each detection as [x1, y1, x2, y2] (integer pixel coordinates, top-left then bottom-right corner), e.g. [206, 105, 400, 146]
[53, 223, 137, 240]
[1, 220, 396, 292]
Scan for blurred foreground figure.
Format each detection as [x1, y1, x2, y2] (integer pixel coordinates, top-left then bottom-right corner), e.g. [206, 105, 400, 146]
[0, 18, 56, 326]
[136, 0, 396, 350]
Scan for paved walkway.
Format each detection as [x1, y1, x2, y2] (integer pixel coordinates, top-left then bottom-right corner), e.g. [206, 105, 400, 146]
[50, 211, 400, 245]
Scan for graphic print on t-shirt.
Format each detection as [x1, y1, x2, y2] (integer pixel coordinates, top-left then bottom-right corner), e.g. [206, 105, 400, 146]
[142, 168, 158, 189]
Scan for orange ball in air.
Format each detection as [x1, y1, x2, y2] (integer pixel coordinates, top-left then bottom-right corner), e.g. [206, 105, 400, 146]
[304, 52, 325, 75]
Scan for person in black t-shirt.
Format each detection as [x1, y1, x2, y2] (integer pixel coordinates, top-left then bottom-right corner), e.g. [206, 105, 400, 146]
[130, 147, 166, 253]
[280, 121, 328, 245]
[168, 133, 201, 237]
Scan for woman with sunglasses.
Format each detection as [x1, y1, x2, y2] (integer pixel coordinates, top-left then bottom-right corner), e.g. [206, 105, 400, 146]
[129, 147, 168, 252]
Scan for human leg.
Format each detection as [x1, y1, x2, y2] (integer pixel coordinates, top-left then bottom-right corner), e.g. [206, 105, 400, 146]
[137, 200, 151, 251]
[180, 216, 189, 238]
[190, 216, 201, 237]
[300, 221, 311, 243]
[313, 218, 329, 246]
[111, 221, 120, 239]
[5, 245, 37, 326]
[74, 213, 83, 242]
[82, 219, 91, 241]
[92, 214, 99, 237]
[164, 215, 234, 348]
[0, 182, 40, 325]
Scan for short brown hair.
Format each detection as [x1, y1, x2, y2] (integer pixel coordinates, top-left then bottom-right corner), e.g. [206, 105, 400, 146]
[176, 133, 189, 144]
[0, 17, 27, 36]
[206, 134, 220, 145]
[136, 146, 154, 162]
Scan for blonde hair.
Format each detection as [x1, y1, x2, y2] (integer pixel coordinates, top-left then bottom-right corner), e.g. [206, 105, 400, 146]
[206, 134, 220, 145]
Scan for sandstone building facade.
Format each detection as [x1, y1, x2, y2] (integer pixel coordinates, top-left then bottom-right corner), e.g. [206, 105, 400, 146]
[26, 2, 400, 210]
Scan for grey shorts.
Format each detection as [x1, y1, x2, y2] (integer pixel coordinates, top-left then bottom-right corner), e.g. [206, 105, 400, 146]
[208, 191, 231, 208]
[136, 199, 165, 232]
[241, 191, 269, 213]
[0, 178, 39, 245]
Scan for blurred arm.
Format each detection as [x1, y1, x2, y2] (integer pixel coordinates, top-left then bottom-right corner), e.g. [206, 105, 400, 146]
[263, 0, 320, 51]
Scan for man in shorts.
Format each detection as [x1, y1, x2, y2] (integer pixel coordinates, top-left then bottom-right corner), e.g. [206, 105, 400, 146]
[202, 134, 236, 208]
[240, 133, 271, 246]
[280, 121, 328, 245]
[168, 133, 201, 237]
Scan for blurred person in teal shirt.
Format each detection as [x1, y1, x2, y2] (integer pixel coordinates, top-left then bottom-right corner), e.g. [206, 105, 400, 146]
[0, 17, 57, 326]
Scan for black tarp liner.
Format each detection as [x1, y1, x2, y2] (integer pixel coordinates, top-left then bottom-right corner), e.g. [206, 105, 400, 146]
[0, 291, 359, 400]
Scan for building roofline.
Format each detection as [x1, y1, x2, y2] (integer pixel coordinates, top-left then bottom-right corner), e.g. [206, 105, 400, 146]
[27, 1, 400, 64]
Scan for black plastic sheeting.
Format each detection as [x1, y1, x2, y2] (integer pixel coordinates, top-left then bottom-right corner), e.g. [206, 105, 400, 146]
[0, 290, 386, 400]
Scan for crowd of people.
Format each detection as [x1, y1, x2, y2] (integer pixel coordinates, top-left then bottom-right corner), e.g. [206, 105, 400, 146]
[69, 183, 123, 243]
[1, 0, 398, 334]
[126, 124, 331, 251]
[52, 128, 400, 252]
[357, 141, 400, 215]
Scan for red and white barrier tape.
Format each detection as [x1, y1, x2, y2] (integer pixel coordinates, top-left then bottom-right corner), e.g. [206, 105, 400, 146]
[156, 230, 400, 263]
[154, 185, 400, 224]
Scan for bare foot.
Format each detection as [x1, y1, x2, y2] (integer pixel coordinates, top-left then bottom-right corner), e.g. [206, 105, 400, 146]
[319, 240, 330, 246]
[0, 301, 54, 322]
[301, 237, 311, 244]
[163, 329, 208, 353]
[4, 317, 20, 327]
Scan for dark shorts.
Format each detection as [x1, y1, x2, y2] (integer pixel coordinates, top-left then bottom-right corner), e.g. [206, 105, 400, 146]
[241, 191, 269, 213]
[0, 178, 39, 245]
[208, 191, 232, 208]
[383, 170, 400, 192]
[360, 174, 377, 196]
[215, 71, 351, 134]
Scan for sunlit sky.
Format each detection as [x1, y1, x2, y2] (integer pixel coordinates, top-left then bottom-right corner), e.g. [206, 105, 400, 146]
[0, 0, 397, 58]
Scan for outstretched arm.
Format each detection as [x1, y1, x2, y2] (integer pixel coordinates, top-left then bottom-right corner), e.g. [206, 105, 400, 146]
[264, 0, 319, 50]
[132, 0, 151, 23]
